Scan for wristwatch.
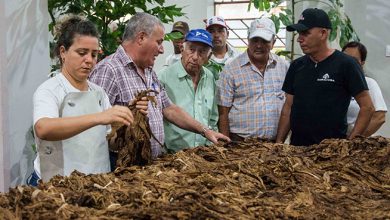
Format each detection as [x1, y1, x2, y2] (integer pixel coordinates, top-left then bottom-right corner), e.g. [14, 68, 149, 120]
[200, 126, 211, 137]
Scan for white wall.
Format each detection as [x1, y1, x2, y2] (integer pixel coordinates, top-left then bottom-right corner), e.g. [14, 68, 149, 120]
[0, 0, 50, 192]
[344, 0, 390, 137]
[154, 0, 214, 72]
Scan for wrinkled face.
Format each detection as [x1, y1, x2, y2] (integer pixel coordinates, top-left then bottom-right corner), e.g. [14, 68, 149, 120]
[343, 47, 364, 67]
[181, 41, 211, 74]
[247, 37, 274, 62]
[60, 35, 99, 82]
[140, 25, 164, 68]
[207, 25, 228, 49]
[297, 27, 326, 55]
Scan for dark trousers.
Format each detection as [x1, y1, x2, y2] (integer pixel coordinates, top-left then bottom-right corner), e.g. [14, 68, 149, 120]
[230, 133, 245, 142]
[27, 171, 40, 186]
[109, 151, 118, 172]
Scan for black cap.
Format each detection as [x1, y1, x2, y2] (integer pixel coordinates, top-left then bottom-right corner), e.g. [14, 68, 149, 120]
[286, 8, 332, 32]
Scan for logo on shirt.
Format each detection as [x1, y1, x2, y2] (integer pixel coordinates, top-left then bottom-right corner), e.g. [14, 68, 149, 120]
[317, 73, 335, 82]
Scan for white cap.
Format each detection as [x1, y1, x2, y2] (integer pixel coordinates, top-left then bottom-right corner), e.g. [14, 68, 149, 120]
[248, 17, 276, 41]
[206, 16, 227, 29]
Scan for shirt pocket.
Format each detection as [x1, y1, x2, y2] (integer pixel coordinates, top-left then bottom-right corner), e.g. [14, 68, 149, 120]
[200, 90, 215, 120]
[236, 78, 264, 99]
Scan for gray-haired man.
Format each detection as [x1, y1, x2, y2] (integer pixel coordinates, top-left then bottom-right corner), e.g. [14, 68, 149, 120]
[90, 12, 230, 170]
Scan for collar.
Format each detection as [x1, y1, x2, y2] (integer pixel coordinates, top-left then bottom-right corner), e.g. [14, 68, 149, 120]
[211, 44, 236, 61]
[117, 45, 153, 72]
[116, 45, 133, 67]
[226, 44, 237, 57]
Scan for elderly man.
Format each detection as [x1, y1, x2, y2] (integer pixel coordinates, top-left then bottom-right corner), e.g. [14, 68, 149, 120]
[158, 29, 217, 152]
[276, 8, 374, 146]
[205, 16, 240, 79]
[164, 21, 189, 67]
[90, 13, 229, 169]
[217, 17, 289, 141]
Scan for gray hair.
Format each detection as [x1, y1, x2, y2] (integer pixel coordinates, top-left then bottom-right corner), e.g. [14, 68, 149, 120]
[122, 12, 164, 41]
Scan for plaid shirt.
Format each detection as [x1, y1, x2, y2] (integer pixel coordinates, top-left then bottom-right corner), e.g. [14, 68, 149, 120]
[89, 45, 172, 158]
[217, 51, 289, 140]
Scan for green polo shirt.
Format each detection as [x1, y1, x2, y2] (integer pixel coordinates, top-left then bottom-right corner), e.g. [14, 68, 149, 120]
[158, 60, 218, 153]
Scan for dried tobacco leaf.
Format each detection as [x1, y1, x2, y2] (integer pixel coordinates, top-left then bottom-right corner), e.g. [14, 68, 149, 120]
[107, 89, 160, 167]
[0, 136, 389, 219]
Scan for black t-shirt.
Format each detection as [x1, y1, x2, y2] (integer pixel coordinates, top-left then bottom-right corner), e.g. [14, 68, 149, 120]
[282, 50, 368, 146]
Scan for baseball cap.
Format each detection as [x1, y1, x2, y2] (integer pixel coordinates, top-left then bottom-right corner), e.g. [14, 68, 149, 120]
[286, 8, 332, 32]
[206, 16, 227, 29]
[171, 21, 189, 35]
[185, 29, 213, 48]
[248, 17, 276, 42]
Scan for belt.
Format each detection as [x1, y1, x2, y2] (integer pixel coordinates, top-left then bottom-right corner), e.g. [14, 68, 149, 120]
[230, 133, 245, 142]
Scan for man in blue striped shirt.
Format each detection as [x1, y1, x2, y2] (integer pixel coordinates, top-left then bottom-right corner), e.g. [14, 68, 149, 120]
[217, 17, 289, 141]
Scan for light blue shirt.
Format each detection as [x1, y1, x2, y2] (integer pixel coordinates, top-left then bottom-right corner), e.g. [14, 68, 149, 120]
[158, 61, 218, 152]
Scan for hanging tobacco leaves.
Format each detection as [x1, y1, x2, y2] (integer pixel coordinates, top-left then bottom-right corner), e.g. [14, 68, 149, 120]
[107, 89, 159, 167]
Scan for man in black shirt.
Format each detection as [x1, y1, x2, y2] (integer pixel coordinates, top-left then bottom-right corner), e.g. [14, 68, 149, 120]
[276, 8, 374, 146]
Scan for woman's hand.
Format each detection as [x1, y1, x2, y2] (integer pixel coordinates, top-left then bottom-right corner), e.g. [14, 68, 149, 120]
[99, 105, 134, 126]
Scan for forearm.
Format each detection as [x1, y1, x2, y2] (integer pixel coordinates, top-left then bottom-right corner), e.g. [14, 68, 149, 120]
[34, 113, 101, 141]
[275, 115, 290, 143]
[349, 106, 375, 139]
[362, 111, 386, 136]
[275, 102, 291, 143]
[218, 113, 229, 137]
[217, 105, 230, 137]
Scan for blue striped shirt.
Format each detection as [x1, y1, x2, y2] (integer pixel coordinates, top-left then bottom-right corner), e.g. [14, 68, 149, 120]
[217, 51, 289, 139]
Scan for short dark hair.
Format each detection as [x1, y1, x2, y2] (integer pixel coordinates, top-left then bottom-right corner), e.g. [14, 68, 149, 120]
[342, 41, 367, 62]
[53, 14, 99, 65]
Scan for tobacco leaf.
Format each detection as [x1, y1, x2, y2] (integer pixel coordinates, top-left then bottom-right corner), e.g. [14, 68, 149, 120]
[1, 136, 389, 219]
[108, 89, 159, 167]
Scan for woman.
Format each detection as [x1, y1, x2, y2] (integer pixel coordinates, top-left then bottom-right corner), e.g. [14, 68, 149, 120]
[342, 42, 387, 136]
[28, 15, 133, 186]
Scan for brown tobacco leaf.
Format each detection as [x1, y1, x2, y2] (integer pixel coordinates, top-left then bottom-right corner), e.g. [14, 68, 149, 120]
[1, 136, 389, 219]
[107, 89, 159, 167]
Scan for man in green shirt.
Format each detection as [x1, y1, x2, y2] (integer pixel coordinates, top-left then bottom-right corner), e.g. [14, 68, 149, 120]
[158, 29, 218, 153]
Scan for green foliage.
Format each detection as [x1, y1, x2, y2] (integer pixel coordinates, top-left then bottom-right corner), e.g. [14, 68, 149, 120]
[204, 59, 224, 80]
[275, 50, 291, 57]
[164, 31, 184, 41]
[48, 0, 185, 59]
[249, 0, 360, 59]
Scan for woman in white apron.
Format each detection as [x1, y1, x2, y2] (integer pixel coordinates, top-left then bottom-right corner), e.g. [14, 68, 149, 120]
[28, 15, 133, 186]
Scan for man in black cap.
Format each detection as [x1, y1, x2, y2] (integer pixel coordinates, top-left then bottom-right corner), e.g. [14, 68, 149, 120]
[164, 21, 189, 67]
[276, 8, 374, 146]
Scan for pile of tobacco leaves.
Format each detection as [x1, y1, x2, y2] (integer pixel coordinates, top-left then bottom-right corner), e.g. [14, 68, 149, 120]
[1, 136, 389, 219]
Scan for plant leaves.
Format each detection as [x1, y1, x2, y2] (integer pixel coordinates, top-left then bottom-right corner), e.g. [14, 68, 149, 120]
[164, 32, 184, 41]
[276, 50, 291, 57]
[270, 14, 280, 34]
[279, 13, 292, 26]
[48, 0, 185, 58]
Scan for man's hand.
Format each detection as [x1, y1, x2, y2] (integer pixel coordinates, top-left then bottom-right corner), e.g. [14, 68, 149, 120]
[99, 105, 134, 126]
[131, 97, 149, 115]
[204, 129, 231, 144]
